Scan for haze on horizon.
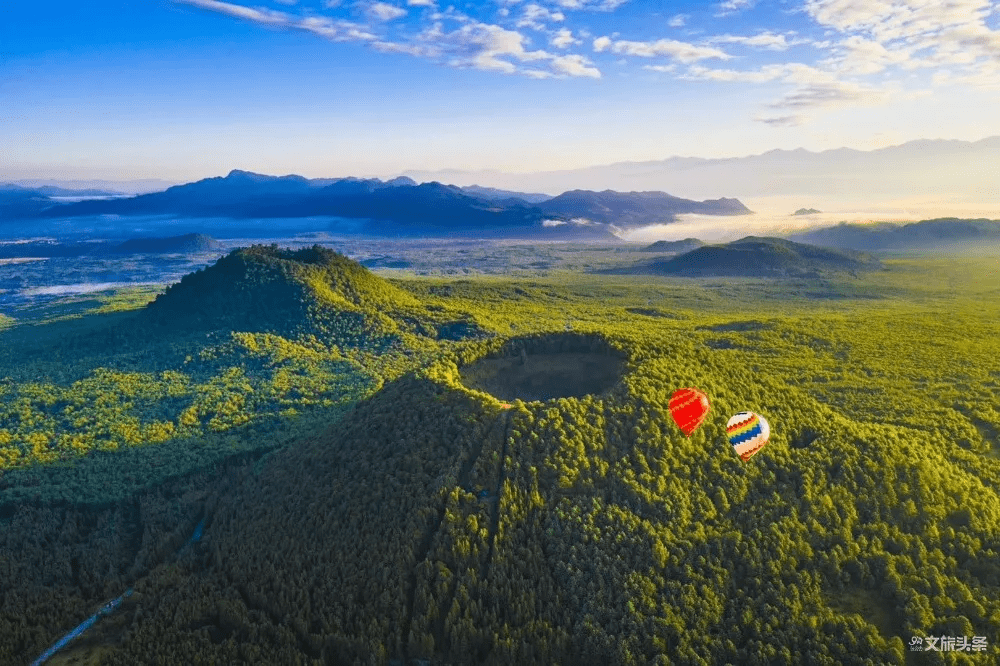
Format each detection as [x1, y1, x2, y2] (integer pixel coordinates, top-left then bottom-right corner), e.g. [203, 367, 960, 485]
[4, 0, 1000, 187]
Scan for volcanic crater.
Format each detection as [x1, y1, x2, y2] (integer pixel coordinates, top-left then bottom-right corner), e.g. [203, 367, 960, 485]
[459, 333, 626, 402]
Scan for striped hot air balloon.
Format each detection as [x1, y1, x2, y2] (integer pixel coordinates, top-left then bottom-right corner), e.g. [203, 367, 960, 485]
[727, 412, 770, 461]
[669, 388, 710, 437]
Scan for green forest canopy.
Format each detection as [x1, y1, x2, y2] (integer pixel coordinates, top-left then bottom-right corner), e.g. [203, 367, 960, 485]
[0, 247, 998, 665]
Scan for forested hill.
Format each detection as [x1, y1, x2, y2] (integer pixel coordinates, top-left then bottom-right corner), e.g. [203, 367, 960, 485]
[144, 245, 479, 345]
[619, 237, 880, 277]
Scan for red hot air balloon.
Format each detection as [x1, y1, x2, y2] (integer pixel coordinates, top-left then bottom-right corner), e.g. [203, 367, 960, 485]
[669, 388, 711, 437]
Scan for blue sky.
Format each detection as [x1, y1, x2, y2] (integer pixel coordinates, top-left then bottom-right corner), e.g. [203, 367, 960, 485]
[4, 0, 1000, 181]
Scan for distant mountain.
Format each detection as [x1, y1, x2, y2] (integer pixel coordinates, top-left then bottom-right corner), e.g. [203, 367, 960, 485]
[616, 237, 880, 278]
[0, 184, 128, 220]
[5, 178, 174, 195]
[0, 184, 118, 197]
[793, 208, 821, 216]
[29, 170, 749, 238]
[642, 238, 705, 252]
[459, 185, 552, 204]
[789, 218, 1000, 251]
[0, 188, 56, 219]
[116, 233, 223, 254]
[537, 190, 751, 225]
[0, 234, 224, 259]
[401, 136, 1000, 203]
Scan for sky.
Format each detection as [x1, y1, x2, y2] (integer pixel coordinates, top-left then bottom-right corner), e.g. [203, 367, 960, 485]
[3, 0, 1000, 182]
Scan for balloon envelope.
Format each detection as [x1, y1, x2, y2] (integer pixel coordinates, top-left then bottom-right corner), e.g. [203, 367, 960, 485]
[727, 412, 770, 461]
[669, 388, 711, 437]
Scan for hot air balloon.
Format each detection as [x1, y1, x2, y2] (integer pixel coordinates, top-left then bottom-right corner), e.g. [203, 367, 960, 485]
[669, 388, 711, 437]
[727, 412, 770, 461]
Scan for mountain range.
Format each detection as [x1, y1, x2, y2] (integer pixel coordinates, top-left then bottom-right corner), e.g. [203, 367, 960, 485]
[8, 170, 752, 239]
[401, 136, 1000, 203]
[789, 218, 1000, 251]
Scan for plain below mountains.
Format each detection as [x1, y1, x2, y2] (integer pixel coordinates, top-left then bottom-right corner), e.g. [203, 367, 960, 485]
[613, 236, 881, 278]
[17, 170, 752, 238]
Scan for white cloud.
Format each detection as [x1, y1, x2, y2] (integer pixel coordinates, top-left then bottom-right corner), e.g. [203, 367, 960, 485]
[667, 14, 686, 28]
[771, 79, 890, 110]
[593, 35, 611, 52]
[685, 61, 895, 115]
[407, 0, 434, 5]
[822, 35, 913, 74]
[551, 0, 629, 9]
[550, 28, 579, 48]
[178, 0, 378, 41]
[178, 0, 290, 26]
[803, 0, 1000, 87]
[754, 114, 805, 127]
[373, 40, 436, 55]
[717, 0, 753, 15]
[516, 3, 565, 30]
[684, 63, 793, 82]
[643, 64, 676, 73]
[365, 1, 407, 21]
[550, 53, 600, 77]
[608, 38, 731, 63]
[710, 31, 805, 51]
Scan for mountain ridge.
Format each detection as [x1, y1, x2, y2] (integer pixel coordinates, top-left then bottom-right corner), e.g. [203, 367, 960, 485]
[401, 135, 1000, 201]
[25, 170, 750, 237]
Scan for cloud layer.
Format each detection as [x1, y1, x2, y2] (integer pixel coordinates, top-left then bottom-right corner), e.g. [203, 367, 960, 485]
[176, 0, 1000, 122]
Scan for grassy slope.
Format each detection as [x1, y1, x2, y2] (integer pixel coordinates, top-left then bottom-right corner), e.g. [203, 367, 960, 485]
[0, 253, 998, 665]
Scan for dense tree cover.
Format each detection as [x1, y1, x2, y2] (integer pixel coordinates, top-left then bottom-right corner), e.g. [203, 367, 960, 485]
[0, 246, 482, 484]
[1, 251, 999, 664]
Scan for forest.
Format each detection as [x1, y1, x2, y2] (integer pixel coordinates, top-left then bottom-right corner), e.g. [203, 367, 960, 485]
[0, 244, 998, 665]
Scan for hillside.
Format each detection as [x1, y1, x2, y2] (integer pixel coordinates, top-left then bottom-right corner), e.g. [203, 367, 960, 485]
[144, 245, 423, 340]
[790, 218, 1000, 251]
[3, 295, 1000, 664]
[619, 237, 880, 278]
[642, 238, 705, 253]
